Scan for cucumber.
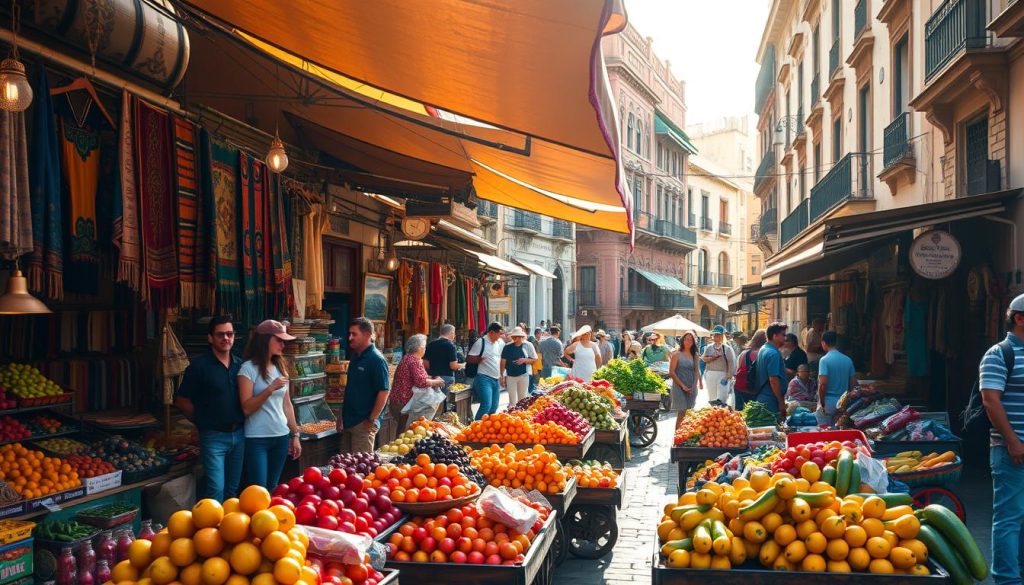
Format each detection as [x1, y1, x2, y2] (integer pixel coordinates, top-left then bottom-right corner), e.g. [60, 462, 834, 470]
[849, 459, 861, 493]
[795, 491, 834, 508]
[835, 450, 854, 497]
[917, 524, 972, 585]
[660, 538, 693, 556]
[851, 493, 913, 507]
[821, 465, 837, 487]
[922, 505, 988, 580]
[739, 487, 779, 521]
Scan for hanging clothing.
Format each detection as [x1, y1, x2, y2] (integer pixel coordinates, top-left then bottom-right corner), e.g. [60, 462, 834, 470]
[112, 91, 140, 290]
[904, 294, 928, 376]
[238, 152, 269, 325]
[58, 100, 103, 294]
[135, 99, 178, 308]
[204, 134, 241, 314]
[302, 203, 328, 311]
[430, 261, 443, 325]
[396, 261, 413, 328]
[0, 106, 31, 260]
[27, 67, 63, 300]
[269, 177, 293, 317]
[172, 116, 209, 310]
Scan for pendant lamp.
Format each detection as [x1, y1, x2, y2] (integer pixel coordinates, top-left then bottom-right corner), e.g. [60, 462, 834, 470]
[0, 1, 31, 113]
[266, 130, 288, 173]
[0, 267, 50, 314]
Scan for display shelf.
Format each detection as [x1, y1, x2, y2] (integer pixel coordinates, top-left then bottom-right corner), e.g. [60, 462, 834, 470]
[0, 427, 79, 448]
[291, 392, 327, 405]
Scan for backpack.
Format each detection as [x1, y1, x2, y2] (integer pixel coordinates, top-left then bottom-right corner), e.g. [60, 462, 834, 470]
[961, 340, 1014, 434]
[464, 339, 486, 378]
[734, 348, 759, 394]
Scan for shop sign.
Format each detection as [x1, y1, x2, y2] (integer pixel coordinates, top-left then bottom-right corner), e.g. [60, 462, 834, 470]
[489, 296, 512, 314]
[909, 230, 961, 279]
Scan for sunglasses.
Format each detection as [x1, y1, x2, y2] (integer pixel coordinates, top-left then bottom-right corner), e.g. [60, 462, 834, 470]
[212, 331, 235, 339]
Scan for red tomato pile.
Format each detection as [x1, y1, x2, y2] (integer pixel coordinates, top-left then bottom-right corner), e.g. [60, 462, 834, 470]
[64, 454, 116, 478]
[770, 439, 866, 475]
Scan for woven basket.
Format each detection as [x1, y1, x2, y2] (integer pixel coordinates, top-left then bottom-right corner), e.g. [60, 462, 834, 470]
[393, 491, 480, 516]
[890, 456, 962, 488]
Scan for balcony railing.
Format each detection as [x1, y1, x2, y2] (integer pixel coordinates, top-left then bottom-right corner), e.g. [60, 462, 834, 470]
[883, 112, 913, 170]
[795, 108, 805, 133]
[754, 149, 776, 193]
[809, 152, 872, 222]
[551, 219, 572, 239]
[655, 220, 697, 245]
[510, 210, 541, 231]
[755, 45, 777, 113]
[656, 291, 695, 310]
[855, 0, 869, 38]
[829, 38, 840, 78]
[633, 210, 655, 232]
[781, 198, 809, 247]
[700, 217, 714, 232]
[477, 200, 498, 220]
[719, 273, 734, 289]
[925, 0, 987, 81]
[688, 213, 696, 227]
[810, 72, 820, 103]
[718, 221, 732, 236]
[621, 290, 654, 307]
[575, 289, 598, 307]
[695, 272, 734, 288]
[759, 207, 778, 237]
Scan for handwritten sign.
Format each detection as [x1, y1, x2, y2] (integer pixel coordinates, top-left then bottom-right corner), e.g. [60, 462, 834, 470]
[910, 230, 960, 279]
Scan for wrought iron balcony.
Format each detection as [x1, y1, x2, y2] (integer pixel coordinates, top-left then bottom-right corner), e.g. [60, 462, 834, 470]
[655, 219, 697, 245]
[633, 210, 656, 232]
[700, 217, 714, 232]
[575, 289, 598, 307]
[719, 273, 734, 289]
[620, 290, 654, 307]
[809, 152, 872, 223]
[755, 45, 777, 113]
[883, 113, 913, 170]
[829, 38, 840, 78]
[718, 221, 732, 236]
[551, 219, 573, 239]
[750, 222, 761, 240]
[855, 0, 869, 38]
[759, 207, 778, 237]
[925, 0, 987, 81]
[754, 149, 776, 193]
[656, 291, 695, 310]
[477, 200, 498, 220]
[810, 73, 820, 103]
[509, 210, 541, 231]
[688, 213, 696, 227]
[781, 198, 809, 247]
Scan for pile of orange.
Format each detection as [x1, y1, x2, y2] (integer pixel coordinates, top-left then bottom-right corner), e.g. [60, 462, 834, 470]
[454, 413, 579, 445]
[0, 443, 80, 499]
[110, 485, 316, 585]
[468, 444, 568, 494]
[673, 406, 749, 448]
[370, 453, 481, 503]
[566, 463, 619, 488]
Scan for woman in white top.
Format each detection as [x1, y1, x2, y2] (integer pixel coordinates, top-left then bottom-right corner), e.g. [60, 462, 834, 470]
[564, 325, 602, 382]
[238, 320, 301, 490]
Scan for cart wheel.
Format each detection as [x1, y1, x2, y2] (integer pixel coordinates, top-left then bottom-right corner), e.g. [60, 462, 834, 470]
[628, 413, 658, 448]
[567, 504, 618, 559]
[588, 444, 621, 466]
[912, 487, 966, 522]
[552, 518, 569, 566]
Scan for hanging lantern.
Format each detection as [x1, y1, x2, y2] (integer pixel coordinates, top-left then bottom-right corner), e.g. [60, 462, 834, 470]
[0, 2, 31, 113]
[0, 268, 50, 314]
[266, 132, 289, 173]
[385, 247, 399, 272]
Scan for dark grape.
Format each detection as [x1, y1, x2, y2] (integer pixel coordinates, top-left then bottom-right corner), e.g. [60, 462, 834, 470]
[327, 451, 383, 477]
[395, 435, 488, 487]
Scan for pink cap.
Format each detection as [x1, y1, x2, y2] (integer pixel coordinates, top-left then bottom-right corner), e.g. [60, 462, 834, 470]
[255, 319, 296, 341]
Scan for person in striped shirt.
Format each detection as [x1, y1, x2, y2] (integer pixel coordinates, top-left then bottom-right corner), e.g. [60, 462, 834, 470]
[981, 293, 1024, 585]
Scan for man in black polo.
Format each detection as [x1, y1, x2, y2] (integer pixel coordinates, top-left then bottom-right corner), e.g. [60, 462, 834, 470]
[424, 324, 464, 412]
[338, 317, 391, 452]
[174, 316, 245, 500]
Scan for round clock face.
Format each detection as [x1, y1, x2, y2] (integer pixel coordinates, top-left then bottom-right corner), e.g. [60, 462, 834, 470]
[402, 217, 430, 240]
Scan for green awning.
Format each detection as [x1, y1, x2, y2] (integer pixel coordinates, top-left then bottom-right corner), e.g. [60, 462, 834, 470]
[633, 268, 692, 292]
[655, 112, 699, 155]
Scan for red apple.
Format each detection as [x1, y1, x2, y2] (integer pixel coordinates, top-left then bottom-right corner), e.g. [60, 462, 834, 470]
[420, 537, 437, 553]
[467, 551, 485, 564]
[288, 477, 304, 491]
[438, 538, 456, 554]
[318, 500, 340, 518]
[295, 504, 317, 525]
[450, 551, 467, 564]
[317, 515, 339, 531]
[328, 467, 347, 485]
[304, 467, 323, 484]
[485, 554, 502, 565]
[412, 527, 428, 543]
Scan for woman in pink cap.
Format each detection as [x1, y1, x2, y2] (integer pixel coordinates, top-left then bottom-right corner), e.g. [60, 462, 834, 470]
[238, 319, 301, 489]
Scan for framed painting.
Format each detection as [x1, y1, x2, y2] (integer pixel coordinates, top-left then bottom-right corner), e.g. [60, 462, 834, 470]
[362, 273, 392, 323]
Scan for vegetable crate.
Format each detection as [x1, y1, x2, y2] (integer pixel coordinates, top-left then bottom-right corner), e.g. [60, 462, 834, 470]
[565, 468, 625, 559]
[0, 538, 32, 585]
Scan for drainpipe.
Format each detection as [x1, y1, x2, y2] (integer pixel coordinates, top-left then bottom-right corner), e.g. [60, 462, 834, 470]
[983, 215, 1021, 285]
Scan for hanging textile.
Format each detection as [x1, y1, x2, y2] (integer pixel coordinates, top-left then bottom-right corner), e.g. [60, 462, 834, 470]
[477, 280, 487, 329]
[396, 261, 412, 329]
[302, 203, 328, 310]
[238, 152, 270, 324]
[0, 106, 31, 260]
[56, 95, 104, 294]
[430, 261, 443, 325]
[27, 66, 63, 300]
[159, 325, 189, 406]
[172, 116, 209, 309]
[204, 134, 241, 315]
[112, 91, 140, 290]
[135, 99, 178, 308]
[269, 177, 293, 317]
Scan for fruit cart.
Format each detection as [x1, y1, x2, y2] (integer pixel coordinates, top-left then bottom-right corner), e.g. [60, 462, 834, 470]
[622, 397, 662, 448]
[458, 428, 596, 461]
[889, 455, 966, 521]
[589, 424, 628, 468]
[384, 513, 558, 585]
[564, 467, 624, 559]
[538, 476, 577, 567]
[670, 445, 747, 494]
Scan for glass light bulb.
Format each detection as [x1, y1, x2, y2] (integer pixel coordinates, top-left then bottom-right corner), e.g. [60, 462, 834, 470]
[266, 135, 289, 173]
[385, 254, 399, 272]
[0, 59, 32, 112]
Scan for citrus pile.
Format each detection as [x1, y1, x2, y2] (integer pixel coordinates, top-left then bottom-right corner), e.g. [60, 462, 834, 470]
[109, 485, 315, 585]
[565, 462, 619, 488]
[0, 443, 80, 499]
[454, 413, 579, 445]
[673, 406, 749, 448]
[369, 454, 481, 503]
[467, 444, 567, 494]
[64, 454, 116, 478]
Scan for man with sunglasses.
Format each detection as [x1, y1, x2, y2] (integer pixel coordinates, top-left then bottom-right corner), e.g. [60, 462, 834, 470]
[174, 316, 246, 500]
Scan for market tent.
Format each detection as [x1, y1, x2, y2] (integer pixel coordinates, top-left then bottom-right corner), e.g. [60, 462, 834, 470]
[458, 248, 531, 277]
[698, 292, 731, 312]
[642, 314, 710, 337]
[632, 268, 691, 292]
[514, 260, 558, 279]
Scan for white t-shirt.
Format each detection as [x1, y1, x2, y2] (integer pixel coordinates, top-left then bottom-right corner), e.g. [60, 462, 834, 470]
[469, 337, 505, 379]
[238, 361, 290, 438]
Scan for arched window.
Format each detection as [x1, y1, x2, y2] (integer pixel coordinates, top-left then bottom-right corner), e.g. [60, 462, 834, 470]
[627, 113, 635, 151]
[698, 249, 709, 285]
[718, 251, 730, 276]
[635, 120, 643, 154]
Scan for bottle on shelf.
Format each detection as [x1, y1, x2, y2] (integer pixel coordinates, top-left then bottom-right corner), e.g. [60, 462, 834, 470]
[56, 546, 77, 585]
[137, 519, 155, 541]
[94, 559, 111, 584]
[114, 527, 134, 563]
[95, 530, 116, 567]
[77, 539, 96, 578]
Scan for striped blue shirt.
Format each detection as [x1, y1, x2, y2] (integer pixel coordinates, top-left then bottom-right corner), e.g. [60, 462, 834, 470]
[979, 333, 1024, 446]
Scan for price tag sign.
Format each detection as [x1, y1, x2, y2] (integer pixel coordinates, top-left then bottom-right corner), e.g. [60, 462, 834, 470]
[909, 230, 961, 279]
[40, 498, 61, 513]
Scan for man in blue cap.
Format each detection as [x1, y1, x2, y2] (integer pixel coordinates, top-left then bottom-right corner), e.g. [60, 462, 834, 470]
[701, 325, 735, 407]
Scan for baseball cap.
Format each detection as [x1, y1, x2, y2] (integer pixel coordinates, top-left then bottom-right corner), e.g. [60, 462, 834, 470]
[712, 325, 726, 335]
[1011, 293, 1024, 312]
[255, 319, 296, 341]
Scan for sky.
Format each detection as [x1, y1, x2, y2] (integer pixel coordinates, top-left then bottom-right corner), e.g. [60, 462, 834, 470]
[623, 0, 770, 126]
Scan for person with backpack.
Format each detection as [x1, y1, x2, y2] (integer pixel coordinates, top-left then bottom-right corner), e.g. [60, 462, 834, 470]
[465, 322, 505, 420]
[980, 293, 1024, 585]
[734, 329, 767, 411]
[754, 322, 788, 418]
[701, 325, 736, 407]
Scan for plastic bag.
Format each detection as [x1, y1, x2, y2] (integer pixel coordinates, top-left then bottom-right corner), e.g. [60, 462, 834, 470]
[899, 419, 958, 441]
[850, 398, 901, 428]
[403, 386, 446, 412]
[865, 406, 919, 439]
[476, 485, 539, 535]
[856, 455, 889, 494]
[301, 525, 373, 565]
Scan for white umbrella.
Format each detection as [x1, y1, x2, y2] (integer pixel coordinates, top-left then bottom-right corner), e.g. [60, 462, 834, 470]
[642, 314, 711, 338]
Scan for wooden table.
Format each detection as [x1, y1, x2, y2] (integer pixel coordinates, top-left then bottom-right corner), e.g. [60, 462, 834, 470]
[448, 386, 473, 424]
[591, 425, 628, 466]
[669, 445, 747, 494]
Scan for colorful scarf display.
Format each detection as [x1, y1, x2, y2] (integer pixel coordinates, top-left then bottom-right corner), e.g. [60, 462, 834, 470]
[0, 108, 31, 260]
[135, 99, 178, 308]
[172, 117, 208, 309]
[203, 134, 241, 315]
[112, 91, 141, 290]
[27, 66, 63, 300]
[269, 178, 292, 316]
[238, 152, 268, 325]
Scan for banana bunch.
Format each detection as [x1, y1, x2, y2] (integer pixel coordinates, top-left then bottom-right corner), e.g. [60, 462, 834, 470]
[885, 450, 957, 474]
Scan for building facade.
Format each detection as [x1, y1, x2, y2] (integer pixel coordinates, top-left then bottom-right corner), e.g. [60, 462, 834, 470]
[575, 22, 699, 336]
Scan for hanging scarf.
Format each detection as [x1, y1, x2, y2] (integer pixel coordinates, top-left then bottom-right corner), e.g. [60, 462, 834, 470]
[172, 116, 208, 309]
[0, 106, 31, 260]
[238, 152, 268, 325]
[269, 177, 292, 317]
[203, 134, 241, 315]
[112, 91, 140, 290]
[302, 204, 328, 311]
[27, 66, 63, 300]
[135, 99, 178, 308]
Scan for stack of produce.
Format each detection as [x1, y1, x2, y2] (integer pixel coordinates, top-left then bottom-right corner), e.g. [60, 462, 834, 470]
[742, 401, 777, 428]
[63, 454, 117, 478]
[385, 497, 550, 564]
[394, 434, 488, 487]
[408, 417, 461, 439]
[0, 443, 80, 498]
[770, 439, 869, 477]
[468, 444, 568, 494]
[111, 486, 315, 585]
[327, 451, 384, 478]
[34, 438, 87, 454]
[884, 451, 958, 474]
[435, 411, 466, 430]
[0, 416, 31, 441]
[307, 554, 386, 585]
[592, 358, 668, 396]
[0, 386, 16, 410]
[454, 413, 579, 445]
[378, 425, 432, 455]
[564, 460, 619, 488]
[370, 454, 482, 503]
[273, 466, 401, 538]
[35, 520, 97, 542]
[673, 407, 749, 448]
[556, 387, 619, 430]
[0, 364, 65, 401]
[26, 414, 69, 435]
[87, 436, 166, 475]
[506, 394, 545, 413]
[531, 402, 591, 440]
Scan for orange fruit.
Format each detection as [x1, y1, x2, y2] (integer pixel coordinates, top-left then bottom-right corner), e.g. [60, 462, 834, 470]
[239, 485, 271, 515]
[202, 556, 231, 585]
[194, 528, 225, 558]
[168, 510, 196, 539]
[268, 505, 296, 532]
[260, 531, 292, 561]
[287, 528, 309, 548]
[229, 541, 262, 575]
[220, 513, 251, 543]
[179, 563, 203, 585]
[251, 573, 277, 585]
[193, 499, 225, 529]
[225, 575, 249, 585]
[300, 565, 319, 584]
[128, 538, 153, 569]
[274, 557, 303, 585]
[150, 556, 179, 585]
[169, 538, 198, 567]
[250, 509, 280, 538]
[112, 559, 140, 583]
[151, 532, 173, 558]
[222, 498, 241, 514]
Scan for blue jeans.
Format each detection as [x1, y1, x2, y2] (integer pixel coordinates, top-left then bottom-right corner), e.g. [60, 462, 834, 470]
[755, 387, 781, 415]
[734, 392, 751, 412]
[992, 446, 1024, 585]
[199, 428, 245, 501]
[245, 434, 291, 491]
[473, 375, 500, 420]
[439, 376, 455, 412]
[528, 374, 537, 395]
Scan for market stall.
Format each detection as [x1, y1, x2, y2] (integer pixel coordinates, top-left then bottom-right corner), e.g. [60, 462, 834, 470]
[564, 464, 624, 559]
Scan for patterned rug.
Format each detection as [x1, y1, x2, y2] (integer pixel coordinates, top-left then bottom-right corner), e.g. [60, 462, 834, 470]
[135, 99, 178, 309]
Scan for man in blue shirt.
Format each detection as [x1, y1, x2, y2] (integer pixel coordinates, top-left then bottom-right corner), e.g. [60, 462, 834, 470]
[338, 317, 391, 452]
[981, 293, 1024, 585]
[754, 322, 788, 417]
[816, 331, 856, 425]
